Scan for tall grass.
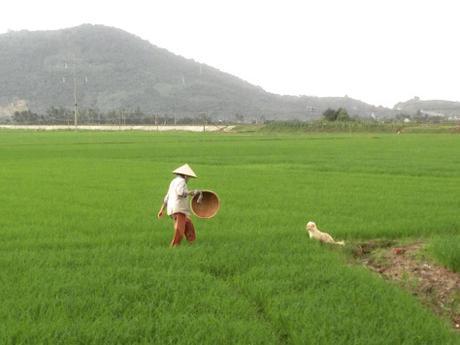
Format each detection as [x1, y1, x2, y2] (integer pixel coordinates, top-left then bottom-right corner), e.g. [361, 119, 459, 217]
[0, 130, 459, 344]
[263, 120, 400, 132]
[428, 235, 460, 272]
[262, 120, 459, 133]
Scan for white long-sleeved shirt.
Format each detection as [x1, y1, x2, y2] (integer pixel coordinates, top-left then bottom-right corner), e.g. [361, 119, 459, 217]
[163, 175, 191, 216]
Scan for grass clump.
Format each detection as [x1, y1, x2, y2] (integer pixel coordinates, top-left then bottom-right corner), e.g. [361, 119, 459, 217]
[428, 235, 460, 273]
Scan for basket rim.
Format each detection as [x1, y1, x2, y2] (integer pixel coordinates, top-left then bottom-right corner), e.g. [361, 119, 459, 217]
[190, 190, 220, 219]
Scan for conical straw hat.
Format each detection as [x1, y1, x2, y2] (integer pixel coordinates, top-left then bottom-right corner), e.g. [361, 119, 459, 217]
[172, 164, 197, 178]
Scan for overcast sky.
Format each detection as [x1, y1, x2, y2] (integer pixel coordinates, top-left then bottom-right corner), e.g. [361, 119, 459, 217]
[1, 0, 459, 107]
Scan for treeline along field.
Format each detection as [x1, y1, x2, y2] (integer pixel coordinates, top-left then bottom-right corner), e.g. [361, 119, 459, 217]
[0, 130, 459, 344]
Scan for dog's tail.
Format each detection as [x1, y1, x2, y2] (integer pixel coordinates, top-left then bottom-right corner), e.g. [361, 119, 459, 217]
[336, 240, 345, 246]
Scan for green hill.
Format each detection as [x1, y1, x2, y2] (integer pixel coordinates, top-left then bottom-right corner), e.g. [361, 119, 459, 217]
[0, 24, 393, 121]
[394, 97, 460, 118]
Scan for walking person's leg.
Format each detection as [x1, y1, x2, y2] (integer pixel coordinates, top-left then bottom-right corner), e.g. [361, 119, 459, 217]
[171, 213, 186, 247]
[184, 217, 196, 244]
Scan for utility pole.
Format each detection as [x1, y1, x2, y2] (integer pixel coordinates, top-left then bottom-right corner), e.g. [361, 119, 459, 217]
[202, 113, 207, 133]
[73, 65, 78, 129]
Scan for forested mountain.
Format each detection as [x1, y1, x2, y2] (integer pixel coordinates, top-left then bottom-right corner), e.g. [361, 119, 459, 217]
[0, 24, 393, 121]
[394, 97, 460, 118]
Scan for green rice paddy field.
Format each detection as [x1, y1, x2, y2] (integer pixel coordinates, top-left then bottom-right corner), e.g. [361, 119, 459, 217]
[0, 130, 459, 344]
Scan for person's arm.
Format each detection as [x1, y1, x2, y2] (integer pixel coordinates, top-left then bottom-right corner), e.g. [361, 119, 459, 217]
[187, 189, 199, 197]
[157, 203, 166, 219]
[157, 193, 168, 219]
[176, 179, 200, 198]
[176, 179, 189, 198]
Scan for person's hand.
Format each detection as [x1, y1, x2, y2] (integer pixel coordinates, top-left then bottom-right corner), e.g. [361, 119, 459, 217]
[157, 209, 164, 219]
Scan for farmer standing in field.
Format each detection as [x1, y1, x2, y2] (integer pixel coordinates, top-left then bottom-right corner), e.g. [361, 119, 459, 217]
[157, 164, 199, 247]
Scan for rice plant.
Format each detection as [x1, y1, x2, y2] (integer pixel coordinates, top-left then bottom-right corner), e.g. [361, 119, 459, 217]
[0, 130, 458, 344]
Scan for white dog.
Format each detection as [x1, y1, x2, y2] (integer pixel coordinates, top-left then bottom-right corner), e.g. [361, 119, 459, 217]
[306, 221, 345, 246]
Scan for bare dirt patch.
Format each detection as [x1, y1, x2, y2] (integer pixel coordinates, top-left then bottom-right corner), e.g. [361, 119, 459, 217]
[352, 240, 460, 331]
[0, 125, 235, 132]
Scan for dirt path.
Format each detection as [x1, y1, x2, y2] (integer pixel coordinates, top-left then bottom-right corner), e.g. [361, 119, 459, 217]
[0, 125, 235, 132]
[352, 240, 460, 330]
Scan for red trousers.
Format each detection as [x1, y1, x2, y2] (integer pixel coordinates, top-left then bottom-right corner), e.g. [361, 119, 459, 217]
[171, 213, 196, 247]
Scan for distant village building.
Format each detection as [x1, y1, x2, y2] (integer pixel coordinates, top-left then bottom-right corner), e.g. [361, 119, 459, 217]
[420, 109, 446, 118]
[0, 99, 29, 117]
